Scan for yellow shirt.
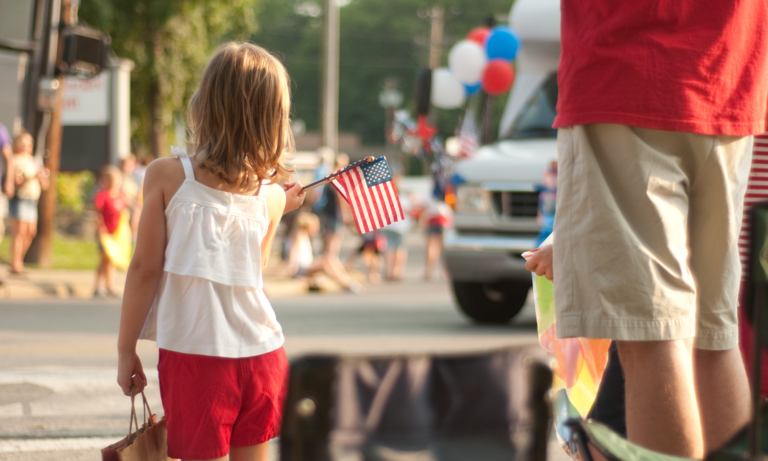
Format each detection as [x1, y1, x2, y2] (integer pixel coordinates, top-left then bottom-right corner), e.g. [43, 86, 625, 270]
[14, 154, 41, 200]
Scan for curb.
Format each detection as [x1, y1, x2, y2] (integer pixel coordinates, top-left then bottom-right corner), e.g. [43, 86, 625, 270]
[0, 272, 334, 300]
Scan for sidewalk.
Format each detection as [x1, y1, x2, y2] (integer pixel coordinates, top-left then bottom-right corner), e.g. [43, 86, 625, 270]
[0, 264, 329, 300]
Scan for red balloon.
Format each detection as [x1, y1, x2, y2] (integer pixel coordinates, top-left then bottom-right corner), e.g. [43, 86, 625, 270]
[481, 59, 515, 96]
[467, 27, 490, 45]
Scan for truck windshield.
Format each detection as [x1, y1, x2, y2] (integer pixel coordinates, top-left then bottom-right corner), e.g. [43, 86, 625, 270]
[505, 73, 558, 139]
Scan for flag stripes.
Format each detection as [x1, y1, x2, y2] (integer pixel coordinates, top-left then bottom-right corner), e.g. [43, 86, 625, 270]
[331, 157, 403, 234]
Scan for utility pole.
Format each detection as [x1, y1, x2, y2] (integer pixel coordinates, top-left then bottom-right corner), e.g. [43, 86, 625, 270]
[428, 5, 444, 70]
[26, 0, 70, 267]
[321, 0, 339, 155]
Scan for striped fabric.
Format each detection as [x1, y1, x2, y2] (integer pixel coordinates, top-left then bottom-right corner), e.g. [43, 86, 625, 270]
[739, 134, 768, 280]
[331, 157, 404, 234]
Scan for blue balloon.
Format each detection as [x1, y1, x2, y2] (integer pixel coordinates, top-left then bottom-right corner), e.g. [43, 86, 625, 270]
[485, 26, 520, 61]
[464, 82, 481, 95]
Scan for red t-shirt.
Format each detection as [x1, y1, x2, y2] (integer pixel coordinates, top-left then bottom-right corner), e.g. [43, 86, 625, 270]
[554, 1, 768, 136]
[94, 190, 128, 234]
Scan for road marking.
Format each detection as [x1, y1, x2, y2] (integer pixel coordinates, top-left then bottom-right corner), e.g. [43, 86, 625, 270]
[0, 437, 117, 453]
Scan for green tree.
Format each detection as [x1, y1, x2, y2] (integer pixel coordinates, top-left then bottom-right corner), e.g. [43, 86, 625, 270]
[79, 0, 259, 158]
[250, 0, 514, 146]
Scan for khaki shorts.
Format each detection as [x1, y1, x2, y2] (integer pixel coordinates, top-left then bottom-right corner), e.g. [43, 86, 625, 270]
[553, 124, 752, 350]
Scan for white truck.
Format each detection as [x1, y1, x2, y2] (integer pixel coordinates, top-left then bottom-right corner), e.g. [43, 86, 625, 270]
[443, 0, 560, 323]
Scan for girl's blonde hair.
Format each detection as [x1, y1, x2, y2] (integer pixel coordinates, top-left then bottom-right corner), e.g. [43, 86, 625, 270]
[188, 42, 294, 187]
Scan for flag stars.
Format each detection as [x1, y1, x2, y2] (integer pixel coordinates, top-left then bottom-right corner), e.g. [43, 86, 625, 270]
[362, 158, 393, 187]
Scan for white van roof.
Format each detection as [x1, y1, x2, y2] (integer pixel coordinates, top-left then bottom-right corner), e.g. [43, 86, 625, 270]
[510, 0, 560, 42]
[498, 0, 561, 137]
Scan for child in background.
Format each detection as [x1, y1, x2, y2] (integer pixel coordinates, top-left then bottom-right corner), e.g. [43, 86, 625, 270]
[94, 166, 129, 297]
[116, 42, 306, 461]
[285, 212, 361, 292]
[535, 160, 557, 247]
[382, 173, 413, 282]
[422, 196, 452, 280]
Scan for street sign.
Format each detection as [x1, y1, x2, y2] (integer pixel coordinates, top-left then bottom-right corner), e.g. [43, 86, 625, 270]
[61, 73, 110, 126]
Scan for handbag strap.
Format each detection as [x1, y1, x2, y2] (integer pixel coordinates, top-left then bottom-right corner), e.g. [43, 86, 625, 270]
[127, 387, 140, 439]
[140, 390, 153, 424]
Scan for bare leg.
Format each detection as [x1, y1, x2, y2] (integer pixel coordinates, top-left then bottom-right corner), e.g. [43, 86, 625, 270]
[616, 339, 703, 458]
[367, 251, 380, 283]
[312, 255, 352, 287]
[22, 221, 37, 256]
[229, 442, 270, 461]
[325, 231, 341, 258]
[10, 219, 24, 272]
[393, 248, 407, 280]
[105, 257, 115, 293]
[424, 234, 442, 280]
[385, 250, 396, 280]
[96, 251, 109, 293]
[694, 347, 751, 452]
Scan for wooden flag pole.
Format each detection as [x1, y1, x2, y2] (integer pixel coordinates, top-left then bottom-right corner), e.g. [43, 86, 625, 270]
[300, 156, 375, 193]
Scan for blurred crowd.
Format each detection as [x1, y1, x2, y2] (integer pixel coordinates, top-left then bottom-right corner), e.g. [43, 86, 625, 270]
[279, 152, 452, 292]
[0, 124, 451, 295]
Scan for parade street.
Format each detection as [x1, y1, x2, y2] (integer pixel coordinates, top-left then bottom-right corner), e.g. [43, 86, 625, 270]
[0, 237, 560, 461]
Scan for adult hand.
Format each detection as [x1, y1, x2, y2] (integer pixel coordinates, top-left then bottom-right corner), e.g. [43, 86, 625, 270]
[524, 244, 554, 281]
[117, 351, 147, 396]
[283, 182, 306, 214]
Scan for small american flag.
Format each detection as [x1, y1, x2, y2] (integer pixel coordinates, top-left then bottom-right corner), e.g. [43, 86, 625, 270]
[331, 157, 404, 234]
[458, 108, 479, 158]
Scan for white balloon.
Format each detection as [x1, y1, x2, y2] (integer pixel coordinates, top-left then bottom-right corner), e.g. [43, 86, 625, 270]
[431, 68, 466, 109]
[448, 40, 487, 84]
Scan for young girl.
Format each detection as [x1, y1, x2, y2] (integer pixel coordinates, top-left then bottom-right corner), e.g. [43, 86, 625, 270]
[94, 166, 130, 297]
[116, 42, 305, 461]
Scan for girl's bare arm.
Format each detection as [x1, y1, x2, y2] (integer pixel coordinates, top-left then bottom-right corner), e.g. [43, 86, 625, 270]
[261, 184, 287, 272]
[116, 160, 179, 395]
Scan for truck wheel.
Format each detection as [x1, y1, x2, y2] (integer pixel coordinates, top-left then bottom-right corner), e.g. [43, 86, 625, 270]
[452, 280, 530, 323]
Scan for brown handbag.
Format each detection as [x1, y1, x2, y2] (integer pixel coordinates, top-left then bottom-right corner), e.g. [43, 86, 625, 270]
[102, 388, 174, 461]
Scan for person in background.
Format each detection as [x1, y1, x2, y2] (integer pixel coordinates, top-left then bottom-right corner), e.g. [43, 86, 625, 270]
[0, 123, 13, 256]
[284, 212, 361, 292]
[120, 155, 142, 241]
[94, 166, 129, 297]
[9, 130, 48, 275]
[535, 160, 557, 247]
[422, 196, 452, 281]
[382, 172, 413, 282]
[311, 153, 354, 281]
[359, 229, 386, 283]
[131, 156, 148, 189]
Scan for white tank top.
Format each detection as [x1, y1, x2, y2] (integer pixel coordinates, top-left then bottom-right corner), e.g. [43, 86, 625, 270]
[139, 148, 284, 358]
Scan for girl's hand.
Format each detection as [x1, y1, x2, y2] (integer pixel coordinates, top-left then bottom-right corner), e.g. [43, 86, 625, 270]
[117, 352, 147, 396]
[524, 244, 554, 281]
[283, 182, 306, 214]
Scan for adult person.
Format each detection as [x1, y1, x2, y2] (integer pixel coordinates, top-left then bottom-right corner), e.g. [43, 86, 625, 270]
[311, 153, 355, 283]
[9, 131, 49, 274]
[553, 2, 768, 457]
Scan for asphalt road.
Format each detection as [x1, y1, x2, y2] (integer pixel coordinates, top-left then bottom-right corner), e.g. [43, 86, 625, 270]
[0, 232, 566, 461]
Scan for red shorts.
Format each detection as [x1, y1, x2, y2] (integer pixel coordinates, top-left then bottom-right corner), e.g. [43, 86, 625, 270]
[158, 347, 289, 459]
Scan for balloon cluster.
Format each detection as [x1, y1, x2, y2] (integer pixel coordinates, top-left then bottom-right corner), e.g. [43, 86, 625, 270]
[431, 26, 520, 109]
